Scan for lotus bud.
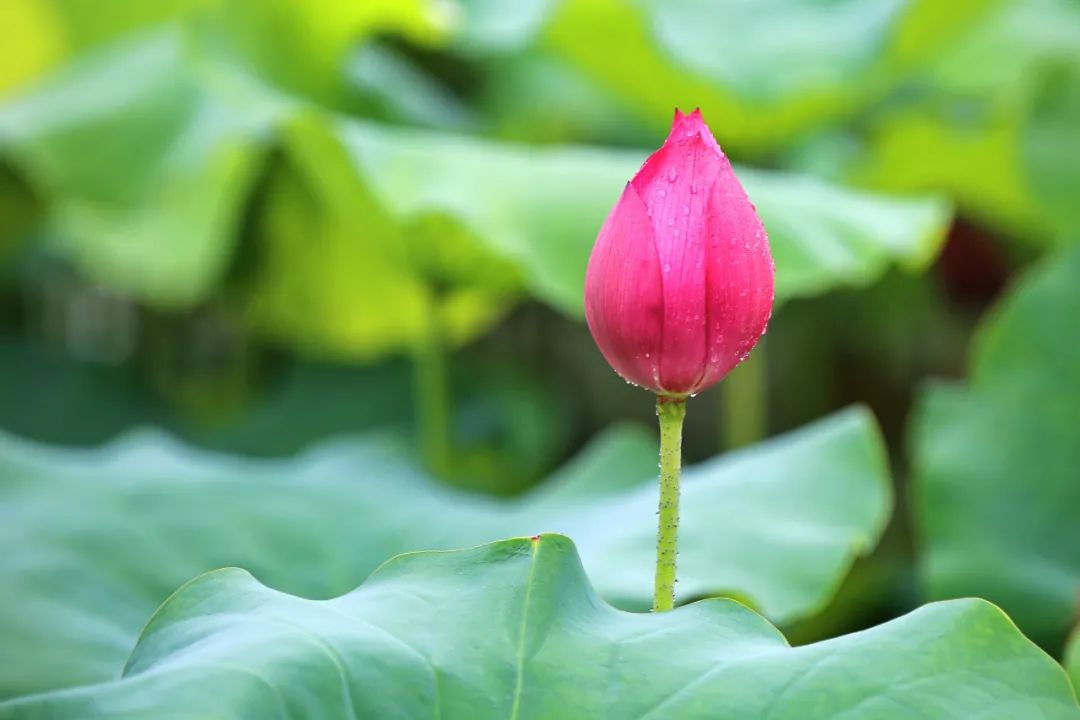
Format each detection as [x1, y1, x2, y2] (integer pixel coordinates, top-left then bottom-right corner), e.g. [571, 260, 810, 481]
[584, 108, 774, 397]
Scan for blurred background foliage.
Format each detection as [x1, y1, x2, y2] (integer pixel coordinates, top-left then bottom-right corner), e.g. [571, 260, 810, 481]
[0, 0, 1078, 690]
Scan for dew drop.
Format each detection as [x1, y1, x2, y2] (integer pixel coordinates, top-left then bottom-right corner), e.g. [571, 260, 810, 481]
[667, 168, 678, 183]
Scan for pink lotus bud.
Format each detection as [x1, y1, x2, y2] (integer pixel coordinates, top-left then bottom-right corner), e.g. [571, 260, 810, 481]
[585, 109, 774, 397]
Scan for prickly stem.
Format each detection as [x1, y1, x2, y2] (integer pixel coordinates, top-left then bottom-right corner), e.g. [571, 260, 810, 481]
[653, 396, 687, 611]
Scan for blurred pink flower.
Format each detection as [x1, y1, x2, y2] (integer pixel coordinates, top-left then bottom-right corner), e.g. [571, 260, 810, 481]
[585, 108, 774, 397]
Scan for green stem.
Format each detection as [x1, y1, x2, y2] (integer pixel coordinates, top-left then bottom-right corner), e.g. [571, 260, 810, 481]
[414, 292, 451, 477]
[653, 397, 687, 612]
[720, 341, 767, 451]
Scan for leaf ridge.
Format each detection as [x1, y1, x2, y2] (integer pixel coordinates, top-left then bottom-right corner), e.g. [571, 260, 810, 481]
[259, 615, 360, 719]
[509, 537, 542, 720]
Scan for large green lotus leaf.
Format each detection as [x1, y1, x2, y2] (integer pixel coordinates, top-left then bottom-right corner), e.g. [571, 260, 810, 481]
[246, 115, 518, 359]
[2, 535, 1076, 718]
[0, 407, 889, 697]
[0, 1, 447, 311]
[0, 30, 510, 355]
[912, 245, 1080, 648]
[0, 29, 277, 306]
[848, 0, 1080, 244]
[537, 0, 994, 153]
[340, 119, 950, 317]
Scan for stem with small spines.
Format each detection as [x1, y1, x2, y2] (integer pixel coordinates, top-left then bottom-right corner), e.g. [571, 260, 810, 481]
[653, 397, 687, 611]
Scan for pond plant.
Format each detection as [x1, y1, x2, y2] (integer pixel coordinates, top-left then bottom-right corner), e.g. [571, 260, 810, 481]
[585, 109, 773, 611]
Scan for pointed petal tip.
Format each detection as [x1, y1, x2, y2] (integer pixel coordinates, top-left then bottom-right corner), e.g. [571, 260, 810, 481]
[665, 107, 723, 156]
[668, 108, 700, 142]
